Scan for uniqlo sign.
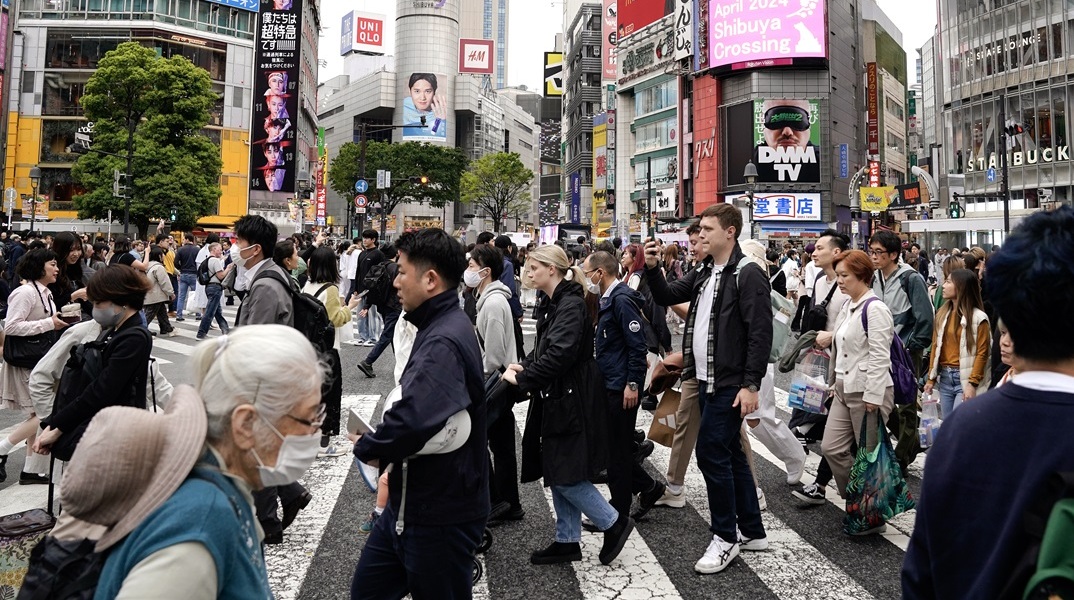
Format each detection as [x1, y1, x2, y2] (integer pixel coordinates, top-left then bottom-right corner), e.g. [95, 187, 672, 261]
[351, 12, 386, 54]
[459, 38, 494, 74]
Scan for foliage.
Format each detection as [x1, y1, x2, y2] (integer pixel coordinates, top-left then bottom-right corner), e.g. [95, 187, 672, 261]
[328, 141, 469, 218]
[460, 152, 534, 232]
[70, 42, 222, 239]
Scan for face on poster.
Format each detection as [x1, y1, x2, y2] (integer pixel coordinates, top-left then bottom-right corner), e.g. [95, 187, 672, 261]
[708, 0, 826, 69]
[749, 99, 821, 184]
[249, 0, 302, 194]
[402, 73, 448, 142]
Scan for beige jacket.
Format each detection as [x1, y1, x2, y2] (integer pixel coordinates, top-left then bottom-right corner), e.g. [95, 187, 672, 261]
[144, 262, 174, 305]
[828, 291, 895, 406]
[927, 307, 991, 392]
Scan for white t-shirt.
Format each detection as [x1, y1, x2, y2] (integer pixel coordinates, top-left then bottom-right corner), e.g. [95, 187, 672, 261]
[813, 272, 849, 331]
[207, 256, 226, 283]
[692, 263, 724, 382]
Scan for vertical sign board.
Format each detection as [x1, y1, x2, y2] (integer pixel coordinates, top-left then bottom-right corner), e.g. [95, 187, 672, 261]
[315, 127, 327, 226]
[249, 0, 303, 195]
[838, 143, 849, 178]
[544, 52, 564, 97]
[694, 0, 709, 72]
[866, 62, 879, 155]
[340, 11, 354, 55]
[868, 160, 881, 187]
[673, 0, 694, 61]
[570, 172, 581, 223]
[602, 0, 617, 81]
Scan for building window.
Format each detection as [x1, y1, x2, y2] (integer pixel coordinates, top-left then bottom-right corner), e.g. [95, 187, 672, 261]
[634, 79, 677, 116]
[634, 116, 677, 152]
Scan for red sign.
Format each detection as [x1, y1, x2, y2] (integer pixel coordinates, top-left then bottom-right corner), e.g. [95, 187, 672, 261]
[618, 0, 668, 40]
[354, 194, 368, 208]
[866, 62, 879, 155]
[868, 160, 881, 187]
[354, 14, 385, 51]
[458, 38, 494, 74]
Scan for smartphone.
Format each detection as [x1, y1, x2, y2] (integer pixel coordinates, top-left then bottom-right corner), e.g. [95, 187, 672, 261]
[347, 408, 373, 436]
[356, 289, 370, 299]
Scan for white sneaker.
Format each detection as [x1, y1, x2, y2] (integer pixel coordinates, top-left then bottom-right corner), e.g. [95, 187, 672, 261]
[318, 445, 348, 458]
[736, 528, 770, 551]
[786, 457, 805, 486]
[694, 535, 739, 574]
[362, 340, 376, 347]
[655, 486, 686, 508]
[757, 487, 767, 511]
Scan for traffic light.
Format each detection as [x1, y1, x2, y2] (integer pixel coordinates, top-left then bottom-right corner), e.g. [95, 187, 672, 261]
[409, 175, 430, 185]
[1005, 122, 1024, 137]
[112, 169, 130, 198]
[949, 200, 964, 218]
[169, 206, 177, 222]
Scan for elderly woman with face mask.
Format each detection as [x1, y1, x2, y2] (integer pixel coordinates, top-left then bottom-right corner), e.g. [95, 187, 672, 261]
[42, 324, 324, 599]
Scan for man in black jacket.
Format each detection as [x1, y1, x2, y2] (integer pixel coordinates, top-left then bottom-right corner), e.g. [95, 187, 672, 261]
[356, 243, 402, 378]
[351, 230, 385, 346]
[644, 203, 772, 575]
[585, 251, 666, 521]
[352, 228, 488, 600]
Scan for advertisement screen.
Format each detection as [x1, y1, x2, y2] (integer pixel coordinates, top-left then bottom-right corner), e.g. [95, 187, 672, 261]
[728, 99, 821, 186]
[249, 0, 303, 194]
[707, 0, 826, 71]
[401, 73, 448, 143]
[619, 0, 672, 40]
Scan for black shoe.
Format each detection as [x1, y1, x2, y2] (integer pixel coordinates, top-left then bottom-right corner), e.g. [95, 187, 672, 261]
[599, 515, 635, 565]
[356, 361, 375, 378]
[19, 472, 49, 485]
[263, 530, 284, 545]
[530, 541, 582, 565]
[632, 482, 665, 521]
[488, 500, 512, 522]
[632, 429, 645, 444]
[491, 504, 525, 524]
[281, 490, 312, 530]
[634, 439, 655, 464]
[0, 455, 6, 483]
[590, 469, 608, 485]
[320, 435, 330, 449]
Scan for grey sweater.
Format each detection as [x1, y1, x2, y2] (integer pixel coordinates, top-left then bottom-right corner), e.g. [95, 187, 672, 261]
[236, 260, 294, 327]
[475, 280, 517, 377]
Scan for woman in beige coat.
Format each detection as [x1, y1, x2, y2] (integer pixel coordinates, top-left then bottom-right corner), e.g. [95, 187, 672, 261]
[813, 249, 895, 535]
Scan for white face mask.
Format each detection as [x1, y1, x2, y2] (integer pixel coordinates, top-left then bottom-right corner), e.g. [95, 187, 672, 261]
[585, 271, 602, 295]
[230, 243, 254, 269]
[463, 268, 485, 289]
[251, 415, 321, 487]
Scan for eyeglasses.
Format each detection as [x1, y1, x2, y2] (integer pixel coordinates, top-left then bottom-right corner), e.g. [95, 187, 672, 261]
[763, 106, 811, 131]
[582, 268, 601, 276]
[284, 404, 327, 430]
[868, 249, 891, 257]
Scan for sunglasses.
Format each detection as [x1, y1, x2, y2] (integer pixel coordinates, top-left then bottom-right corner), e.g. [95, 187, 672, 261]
[763, 106, 811, 132]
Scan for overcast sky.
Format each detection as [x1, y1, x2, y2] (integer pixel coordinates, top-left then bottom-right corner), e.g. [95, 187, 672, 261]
[318, 0, 940, 89]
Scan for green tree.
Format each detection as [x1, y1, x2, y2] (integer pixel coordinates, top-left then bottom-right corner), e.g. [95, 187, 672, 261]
[328, 141, 469, 225]
[71, 42, 222, 239]
[460, 152, 534, 232]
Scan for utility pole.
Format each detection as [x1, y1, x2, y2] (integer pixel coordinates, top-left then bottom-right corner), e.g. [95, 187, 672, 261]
[124, 111, 136, 235]
[999, 93, 1011, 234]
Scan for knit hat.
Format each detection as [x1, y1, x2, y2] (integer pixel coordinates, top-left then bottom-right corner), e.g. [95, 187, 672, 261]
[59, 385, 208, 551]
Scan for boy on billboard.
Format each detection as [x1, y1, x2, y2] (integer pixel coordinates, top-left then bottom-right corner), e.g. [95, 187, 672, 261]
[752, 99, 820, 184]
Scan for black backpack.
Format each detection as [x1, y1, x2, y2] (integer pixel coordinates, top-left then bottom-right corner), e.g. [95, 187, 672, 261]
[196, 258, 212, 286]
[362, 261, 393, 307]
[253, 269, 335, 354]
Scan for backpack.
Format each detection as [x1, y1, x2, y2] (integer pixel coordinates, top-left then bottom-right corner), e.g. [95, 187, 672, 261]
[860, 297, 918, 405]
[362, 261, 393, 307]
[196, 258, 212, 286]
[1001, 472, 1074, 600]
[734, 257, 795, 363]
[253, 269, 335, 354]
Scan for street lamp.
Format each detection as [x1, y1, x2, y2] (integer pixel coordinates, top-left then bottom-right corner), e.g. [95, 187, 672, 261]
[743, 161, 758, 239]
[28, 167, 42, 235]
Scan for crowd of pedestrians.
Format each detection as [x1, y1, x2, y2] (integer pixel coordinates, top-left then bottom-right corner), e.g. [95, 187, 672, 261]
[1, 204, 1072, 600]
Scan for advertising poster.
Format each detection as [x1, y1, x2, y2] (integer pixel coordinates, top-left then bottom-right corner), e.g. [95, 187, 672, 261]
[602, 0, 617, 81]
[249, 0, 302, 194]
[315, 127, 327, 227]
[891, 182, 923, 208]
[708, 0, 826, 70]
[618, 0, 671, 40]
[859, 186, 896, 212]
[459, 38, 494, 74]
[544, 52, 564, 97]
[401, 72, 448, 142]
[736, 99, 822, 184]
[570, 172, 581, 223]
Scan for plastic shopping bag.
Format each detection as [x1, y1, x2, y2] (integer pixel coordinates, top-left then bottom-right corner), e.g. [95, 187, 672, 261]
[843, 413, 916, 535]
[787, 349, 830, 414]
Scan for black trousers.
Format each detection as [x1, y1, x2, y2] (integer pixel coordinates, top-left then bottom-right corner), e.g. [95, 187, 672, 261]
[144, 302, 173, 334]
[254, 482, 308, 535]
[321, 349, 343, 437]
[792, 295, 811, 331]
[512, 318, 525, 360]
[606, 391, 656, 518]
[486, 394, 520, 508]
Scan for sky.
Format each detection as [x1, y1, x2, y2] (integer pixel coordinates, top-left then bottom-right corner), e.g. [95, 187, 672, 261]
[318, 0, 939, 89]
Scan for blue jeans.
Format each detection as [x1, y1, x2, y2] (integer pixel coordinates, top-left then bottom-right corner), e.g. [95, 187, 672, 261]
[176, 273, 197, 317]
[366, 309, 400, 365]
[357, 302, 380, 342]
[197, 284, 229, 337]
[936, 366, 963, 419]
[550, 482, 618, 543]
[697, 385, 765, 543]
[351, 505, 485, 600]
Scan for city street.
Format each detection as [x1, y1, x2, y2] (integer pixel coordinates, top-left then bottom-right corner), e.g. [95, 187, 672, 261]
[0, 307, 922, 599]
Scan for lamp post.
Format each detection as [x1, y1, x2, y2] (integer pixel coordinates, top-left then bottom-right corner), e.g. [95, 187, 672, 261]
[743, 161, 758, 239]
[28, 167, 42, 235]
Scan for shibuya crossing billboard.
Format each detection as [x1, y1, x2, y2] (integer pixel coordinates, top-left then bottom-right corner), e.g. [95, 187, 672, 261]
[707, 0, 827, 72]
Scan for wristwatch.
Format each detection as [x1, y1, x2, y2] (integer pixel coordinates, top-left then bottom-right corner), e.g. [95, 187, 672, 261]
[627, 382, 639, 391]
[746, 384, 759, 393]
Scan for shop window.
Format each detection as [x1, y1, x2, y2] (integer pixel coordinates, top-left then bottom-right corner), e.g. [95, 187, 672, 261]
[42, 75, 87, 116]
[40, 120, 80, 163]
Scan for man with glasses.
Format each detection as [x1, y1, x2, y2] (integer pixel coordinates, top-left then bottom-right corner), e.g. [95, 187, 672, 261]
[753, 99, 820, 183]
[868, 230, 934, 377]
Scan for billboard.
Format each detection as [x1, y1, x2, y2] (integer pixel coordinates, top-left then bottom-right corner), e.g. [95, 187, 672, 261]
[673, 0, 694, 61]
[707, 0, 826, 71]
[544, 52, 563, 97]
[602, 0, 617, 81]
[727, 99, 821, 185]
[570, 172, 581, 223]
[892, 182, 923, 208]
[730, 192, 821, 221]
[866, 62, 879, 154]
[459, 38, 494, 74]
[340, 12, 353, 55]
[349, 12, 387, 55]
[401, 73, 448, 142]
[859, 186, 896, 212]
[249, 0, 302, 195]
[618, 0, 671, 40]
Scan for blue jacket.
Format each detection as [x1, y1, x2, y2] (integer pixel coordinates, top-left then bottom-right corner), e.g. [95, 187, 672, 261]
[354, 289, 489, 526]
[595, 282, 649, 392]
[499, 257, 523, 319]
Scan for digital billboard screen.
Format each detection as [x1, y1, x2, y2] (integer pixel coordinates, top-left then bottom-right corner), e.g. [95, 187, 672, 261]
[726, 98, 821, 186]
[618, 0, 673, 40]
[707, 0, 826, 72]
[249, 0, 303, 195]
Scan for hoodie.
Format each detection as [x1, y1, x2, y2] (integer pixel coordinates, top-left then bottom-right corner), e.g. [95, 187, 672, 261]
[872, 263, 934, 352]
[475, 280, 517, 377]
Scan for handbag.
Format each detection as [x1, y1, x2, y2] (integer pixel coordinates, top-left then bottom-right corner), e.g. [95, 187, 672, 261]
[0, 460, 57, 598]
[843, 412, 916, 535]
[3, 284, 59, 369]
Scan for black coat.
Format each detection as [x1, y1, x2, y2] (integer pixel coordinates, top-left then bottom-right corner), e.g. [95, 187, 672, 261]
[516, 279, 608, 487]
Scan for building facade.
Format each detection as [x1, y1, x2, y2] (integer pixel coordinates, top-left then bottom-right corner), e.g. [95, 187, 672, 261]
[561, 3, 601, 225]
[458, 0, 508, 89]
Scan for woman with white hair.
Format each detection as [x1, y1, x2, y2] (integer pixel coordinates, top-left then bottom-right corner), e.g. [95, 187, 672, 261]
[50, 325, 325, 598]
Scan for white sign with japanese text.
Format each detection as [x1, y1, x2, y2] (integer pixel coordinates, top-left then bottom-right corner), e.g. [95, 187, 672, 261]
[731, 192, 822, 221]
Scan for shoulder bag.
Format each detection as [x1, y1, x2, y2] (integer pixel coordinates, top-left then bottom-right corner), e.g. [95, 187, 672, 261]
[3, 284, 59, 369]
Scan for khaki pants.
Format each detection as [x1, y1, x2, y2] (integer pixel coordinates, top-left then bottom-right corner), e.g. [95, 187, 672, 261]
[820, 381, 894, 498]
[666, 377, 701, 487]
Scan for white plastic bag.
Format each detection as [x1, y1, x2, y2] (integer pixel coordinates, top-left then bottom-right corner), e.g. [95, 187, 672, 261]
[788, 349, 830, 414]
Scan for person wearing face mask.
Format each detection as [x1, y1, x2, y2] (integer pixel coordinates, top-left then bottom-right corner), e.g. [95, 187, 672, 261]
[467, 244, 522, 523]
[40, 325, 323, 600]
[34, 265, 153, 460]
